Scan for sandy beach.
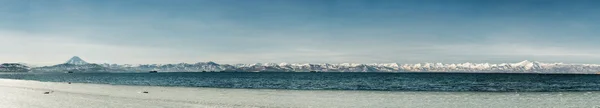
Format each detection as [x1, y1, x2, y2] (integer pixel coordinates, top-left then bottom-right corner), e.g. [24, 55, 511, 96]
[1, 79, 599, 108]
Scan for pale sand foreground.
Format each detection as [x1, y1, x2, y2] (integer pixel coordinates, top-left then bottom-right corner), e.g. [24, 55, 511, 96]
[1, 79, 599, 108]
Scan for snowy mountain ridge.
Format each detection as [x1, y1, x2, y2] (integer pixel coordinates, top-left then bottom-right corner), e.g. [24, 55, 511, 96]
[18, 56, 600, 73]
[90, 60, 600, 73]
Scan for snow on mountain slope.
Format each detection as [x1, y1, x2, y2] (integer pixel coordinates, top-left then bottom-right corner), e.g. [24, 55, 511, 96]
[65, 56, 88, 65]
[30, 56, 116, 73]
[27, 57, 600, 73]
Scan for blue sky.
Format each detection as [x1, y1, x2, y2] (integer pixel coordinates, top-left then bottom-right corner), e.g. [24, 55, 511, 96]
[1, 0, 600, 65]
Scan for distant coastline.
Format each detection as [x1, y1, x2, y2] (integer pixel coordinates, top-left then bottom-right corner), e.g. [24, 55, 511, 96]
[0, 63, 30, 72]
[4, 56, 600, 74]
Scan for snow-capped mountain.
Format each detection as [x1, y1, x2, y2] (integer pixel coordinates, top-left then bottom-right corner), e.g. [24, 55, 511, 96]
[31, 56, 119, 73]
[25, 57, 600, 73]
[65, 56, 88, 65]
[92, 60, 600, 73]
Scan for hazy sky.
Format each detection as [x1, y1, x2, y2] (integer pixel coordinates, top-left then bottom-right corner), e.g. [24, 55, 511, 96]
[1, 0, 600, 65]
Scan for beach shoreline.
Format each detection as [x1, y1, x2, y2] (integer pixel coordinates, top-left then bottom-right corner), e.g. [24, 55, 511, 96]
[1, 78, 599, 108]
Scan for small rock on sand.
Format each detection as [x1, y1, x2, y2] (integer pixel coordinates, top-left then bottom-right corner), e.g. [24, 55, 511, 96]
[43, 91, 53, 94]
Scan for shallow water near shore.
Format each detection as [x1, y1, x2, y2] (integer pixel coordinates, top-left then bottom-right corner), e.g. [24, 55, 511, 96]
[1, 72, 600, 92]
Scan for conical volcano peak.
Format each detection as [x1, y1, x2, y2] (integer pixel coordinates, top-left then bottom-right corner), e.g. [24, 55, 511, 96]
[65, 56, 88, 65]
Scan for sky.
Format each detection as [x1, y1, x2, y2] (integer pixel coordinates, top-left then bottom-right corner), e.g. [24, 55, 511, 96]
[1, 0, 600, 65]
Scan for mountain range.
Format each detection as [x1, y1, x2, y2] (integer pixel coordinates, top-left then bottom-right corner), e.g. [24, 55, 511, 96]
[0, 63, 30, 72]
[5, 56, 600, 74]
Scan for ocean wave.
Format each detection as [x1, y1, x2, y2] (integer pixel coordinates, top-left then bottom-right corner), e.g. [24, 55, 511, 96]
[1, 72, 600, 92]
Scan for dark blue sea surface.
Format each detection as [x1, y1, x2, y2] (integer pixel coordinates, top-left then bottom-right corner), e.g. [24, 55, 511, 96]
[1, 72, 600, 92]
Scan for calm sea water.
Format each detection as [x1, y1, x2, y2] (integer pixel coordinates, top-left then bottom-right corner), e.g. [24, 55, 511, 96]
[1, 72, 600, 92]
